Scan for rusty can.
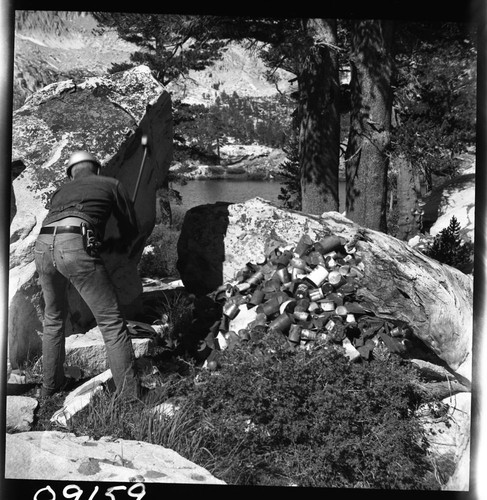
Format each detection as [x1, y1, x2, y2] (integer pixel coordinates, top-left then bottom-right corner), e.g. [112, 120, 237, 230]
[275, 250, 293, 267]
[328, 270, 344, 287]
[249, 288, 265, 306]
[308, 301, 320, 313]
[293, 310, 310, 322]
[223, 302, 240, 319]
[305, 265, 329, 287]
[246, 271, 265, 286]
[288, 324, 302, 343]
[309, 287, 325, 301]
[275, 267, 292, 284]
[295, 283, 309, 299]
[256, 296, 281, 317]
[238, 329, 251, 341]
[280, 299, 297, 314]
[321, 299, 335, 311]
[294, 234, 314, 257]
[290, 256, 307, 270]
[269, 312, 293, 333]
[306, 250, 326, 267]
[315, 235, 343, 255]
[301, 329, 317, 341]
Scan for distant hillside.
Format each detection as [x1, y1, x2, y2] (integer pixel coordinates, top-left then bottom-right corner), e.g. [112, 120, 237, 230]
[13, 11, 295, 110]
[166, 42, 295, 105]
[13, 11, 136, 109]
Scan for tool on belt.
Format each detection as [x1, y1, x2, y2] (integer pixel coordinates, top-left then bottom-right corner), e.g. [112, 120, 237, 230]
[81, 223, 101, 256]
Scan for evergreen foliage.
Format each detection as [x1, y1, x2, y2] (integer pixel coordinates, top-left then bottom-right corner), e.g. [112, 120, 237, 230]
[277, 129, 301, 210]
[68, 332, 441, 488]
[423, 216, 474, 273]
[392, 23, 476, 188]
[188, 334, 435, 488]
[172, 93, 292, 164]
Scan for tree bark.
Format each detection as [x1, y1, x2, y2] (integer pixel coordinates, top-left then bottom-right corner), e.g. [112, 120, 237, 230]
[345, 20, 394, 232]
[299, 19, 340, 215]
[395, 153, 421, 241]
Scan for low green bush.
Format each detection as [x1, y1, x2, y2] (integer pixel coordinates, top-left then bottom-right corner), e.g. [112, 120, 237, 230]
[423, 216, 474, 273]
[69, 331, 440, 489]
[188, 333, 437, 488]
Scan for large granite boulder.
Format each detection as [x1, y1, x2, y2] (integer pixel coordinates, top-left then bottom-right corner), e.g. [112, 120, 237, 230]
[9, 65, 173, 368]
[177, 198, 473, 381]
[5, 431, 225, 484]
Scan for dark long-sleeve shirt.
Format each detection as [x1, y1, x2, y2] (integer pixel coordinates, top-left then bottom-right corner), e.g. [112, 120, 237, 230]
[42, 174, 138, 244]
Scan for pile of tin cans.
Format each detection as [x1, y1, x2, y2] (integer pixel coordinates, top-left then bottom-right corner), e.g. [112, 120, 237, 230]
[207, 232, 409, 363]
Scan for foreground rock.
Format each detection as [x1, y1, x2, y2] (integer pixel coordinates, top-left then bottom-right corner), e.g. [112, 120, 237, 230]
[5, 431, 225, 484]
[63, 324, 157, 378]
[6, 396, 38, 432]
[9, 64, 173, 368]
[177, 197, 473, 381]
[420, 392, 471, 491]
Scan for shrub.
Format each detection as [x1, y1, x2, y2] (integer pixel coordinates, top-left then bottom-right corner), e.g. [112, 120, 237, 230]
[66, 332, 439, 489]
[423, 216, 474, 273]
[187, 333, 436, 488]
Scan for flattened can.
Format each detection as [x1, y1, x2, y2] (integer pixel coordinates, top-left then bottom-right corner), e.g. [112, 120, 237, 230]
[249, 288, 265, 306]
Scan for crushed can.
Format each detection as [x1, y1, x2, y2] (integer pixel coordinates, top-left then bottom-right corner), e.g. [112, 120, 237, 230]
[290, 256, 307, 270]
[275, 267, 292, 284]
[269, 312, 293, 333]
[300, 329, 316, 340]
[280, 299, 297, 314]
[295, 283, 309, 299]
[315, 235, 344, 255]
[321, 299, 335, 311]
[288, 324, 302, 343]
[309, 287, 325, 301]
[249, 288, 265, 306]
[223, 302, 240, 319]
[306, 250, 326, 267]
[247, 271, 265, 286]
[294, 234, 314, 257]
[256, 296, 282, 317]
[305, 265, 329, 287]
[328, 270, 344, 287]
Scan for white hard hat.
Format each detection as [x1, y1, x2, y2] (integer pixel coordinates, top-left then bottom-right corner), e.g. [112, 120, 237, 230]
[66, 151, 101, 177]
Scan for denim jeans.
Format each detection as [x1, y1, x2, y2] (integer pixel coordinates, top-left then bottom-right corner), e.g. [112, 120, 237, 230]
[34, 232, 139, 399]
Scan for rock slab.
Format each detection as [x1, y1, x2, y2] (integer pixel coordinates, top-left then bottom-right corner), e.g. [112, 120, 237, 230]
[6, 396, 39, 432]
[5, 431, 226, 484]
[9, 64, 173, 368]
[64, 326, 154, 377]
[177, 197, 473, 380]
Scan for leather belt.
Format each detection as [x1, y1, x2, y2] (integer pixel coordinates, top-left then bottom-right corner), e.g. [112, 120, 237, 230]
[40, 226, 83, 235]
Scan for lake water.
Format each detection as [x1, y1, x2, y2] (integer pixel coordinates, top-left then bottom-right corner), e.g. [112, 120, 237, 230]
[174, 179, 346, 213]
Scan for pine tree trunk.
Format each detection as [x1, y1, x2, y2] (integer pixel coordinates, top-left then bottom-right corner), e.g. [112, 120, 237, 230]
[395, 153, 421, 241]
[345, 20, 394, 232]
[299, 19, 340, 215]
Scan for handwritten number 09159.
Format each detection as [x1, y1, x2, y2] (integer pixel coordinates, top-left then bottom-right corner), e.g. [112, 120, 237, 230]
[33, 483, 146, 500]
